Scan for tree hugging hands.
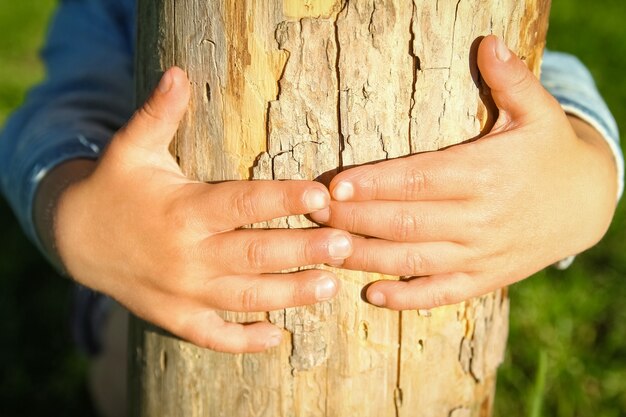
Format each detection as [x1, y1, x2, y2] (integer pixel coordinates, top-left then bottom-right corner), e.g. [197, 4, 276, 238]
[42, 35, 617, 354]
[47, 67, 353, 354]
[311, 35, 618, 310]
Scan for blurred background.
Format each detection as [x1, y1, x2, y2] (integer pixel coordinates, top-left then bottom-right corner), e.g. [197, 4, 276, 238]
[0, 1, 624, 416]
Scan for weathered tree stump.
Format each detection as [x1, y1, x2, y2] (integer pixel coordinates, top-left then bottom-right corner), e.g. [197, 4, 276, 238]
[131, 1, 550, 416]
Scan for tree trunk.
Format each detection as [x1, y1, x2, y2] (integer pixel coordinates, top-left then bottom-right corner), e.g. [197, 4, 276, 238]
[131, 1, 550, 416]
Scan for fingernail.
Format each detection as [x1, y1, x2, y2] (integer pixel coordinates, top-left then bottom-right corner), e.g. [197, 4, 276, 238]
[333, 181, 354, 201]
[368, 291, 386, 306]
[328, 234, 352, 258]
[315, 276, 337, 301]
[304, 188, 329, 211]
[310, 207, 330, 224]
[158, 69, 174, 93]
[265, 332, 282, 349]
[494, 37, 511, 62]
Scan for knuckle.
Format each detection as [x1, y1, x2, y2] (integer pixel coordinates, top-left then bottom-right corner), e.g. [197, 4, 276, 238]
[403, 168, 428, 200]
[391, 210, 419, 242]
[358, 175, 376, 197]
[401, 250, 427, 276]
[473, 205, 499, 230]
[195, 329, 224, 352]
[342, 205, 362, 233]
[291, 275, 311, 305]
[204, 338, 223, 352]
[282, 186, 301, 214]
[239, 285, 261, 311]
[301, 234, 318, 264]
[426, 286, 457, 309]
[232, 190, 258, 220]
[510, 66, 534, 94]
[244, 239, 267, 270]
[138, 99, 163, 125]
[163, 197, 195, 233]
[174, 312, 241, 353]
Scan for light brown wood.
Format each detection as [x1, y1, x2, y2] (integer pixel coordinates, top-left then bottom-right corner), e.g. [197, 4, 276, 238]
[131, 1, 550, 416]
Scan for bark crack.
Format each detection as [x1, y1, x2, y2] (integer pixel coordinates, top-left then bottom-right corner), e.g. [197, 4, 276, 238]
[450, 0, 463, 68]
[408, 0, 419, 152]
[393, 311, 403, 417]
[368, 1, 377, 44]
[334, 4, 347, 171]
[378, 131, 389, 159]
[205, 37, 226, 128]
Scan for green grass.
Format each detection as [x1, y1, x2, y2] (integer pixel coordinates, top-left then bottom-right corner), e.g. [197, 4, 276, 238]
[1, 1, 625, 416]
[0, 1, 58, 125]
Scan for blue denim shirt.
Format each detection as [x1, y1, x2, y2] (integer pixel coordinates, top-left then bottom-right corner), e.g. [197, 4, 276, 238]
[0, 0, 623, 255]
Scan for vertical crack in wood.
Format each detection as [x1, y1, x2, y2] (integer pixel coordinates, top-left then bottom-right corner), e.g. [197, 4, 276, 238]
[408, 0, 419, 153]
[334, 3, 347, 172]
[394, 310, 403, 417]
[450, 0, 463, 68]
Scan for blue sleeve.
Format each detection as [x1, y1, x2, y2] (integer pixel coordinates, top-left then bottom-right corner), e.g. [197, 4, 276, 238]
[541, 50, 624, 201]
[0, 0, 136, 252]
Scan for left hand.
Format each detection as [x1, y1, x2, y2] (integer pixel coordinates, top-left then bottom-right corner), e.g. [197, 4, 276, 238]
[310, 35, 618, 310]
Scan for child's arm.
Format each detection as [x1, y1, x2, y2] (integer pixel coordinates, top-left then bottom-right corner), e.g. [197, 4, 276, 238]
[311, 35, 621, 309]
[0, 0, 136, 254]
[40, 68, 351, 352]
[1, 2, 351, 353]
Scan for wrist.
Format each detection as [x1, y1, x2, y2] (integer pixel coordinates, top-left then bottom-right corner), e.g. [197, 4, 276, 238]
[34, 159, 97, 274]
[567, 115, 618, 248]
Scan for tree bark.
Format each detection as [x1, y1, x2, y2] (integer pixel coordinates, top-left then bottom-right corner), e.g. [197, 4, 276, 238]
[131, 1, 550, 416]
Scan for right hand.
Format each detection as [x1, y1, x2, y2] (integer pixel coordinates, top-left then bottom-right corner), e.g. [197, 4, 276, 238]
[54, 67, 352, 353]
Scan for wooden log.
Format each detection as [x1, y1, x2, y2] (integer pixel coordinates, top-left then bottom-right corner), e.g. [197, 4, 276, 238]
[131, 1, 550, 416]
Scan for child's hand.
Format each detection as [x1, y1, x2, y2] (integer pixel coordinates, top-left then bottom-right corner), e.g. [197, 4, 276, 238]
[311, 35, 617, 310]
[51, 68, 352, 353]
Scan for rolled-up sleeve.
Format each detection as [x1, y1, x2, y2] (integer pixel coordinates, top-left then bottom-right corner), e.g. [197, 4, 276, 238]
[0, 0, 135, 251]
[542, 50, 624, 201]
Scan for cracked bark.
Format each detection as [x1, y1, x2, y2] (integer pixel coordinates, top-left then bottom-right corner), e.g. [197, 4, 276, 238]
[132, 1, 550, 416]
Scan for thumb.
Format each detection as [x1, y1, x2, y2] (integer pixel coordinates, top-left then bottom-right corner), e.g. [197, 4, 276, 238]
[477, 35, 556, 123]
[118, 67, 191, 152]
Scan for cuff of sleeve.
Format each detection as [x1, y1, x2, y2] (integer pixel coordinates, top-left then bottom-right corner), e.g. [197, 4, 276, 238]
[553, 255, 576, 270]
[18, 133, 109, 261]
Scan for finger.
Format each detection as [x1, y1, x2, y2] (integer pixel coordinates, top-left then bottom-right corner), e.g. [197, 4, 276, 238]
[117, 67, 191, 152]
[366, 272, 492, 311]
[311, 200, 467, 243]
[204, 269, 339, 312]
[177, 308, 284, 353]
[339, 238, 470, 277]
[205, 228, 352, 274]
[190, 180, 330, 230]
[127, 290, 284, 353]
[477, 35, 559, 122]
[327, 151, 475, 202]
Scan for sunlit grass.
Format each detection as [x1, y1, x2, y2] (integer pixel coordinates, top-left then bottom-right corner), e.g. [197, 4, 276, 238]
[0, 0, 55, 124]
